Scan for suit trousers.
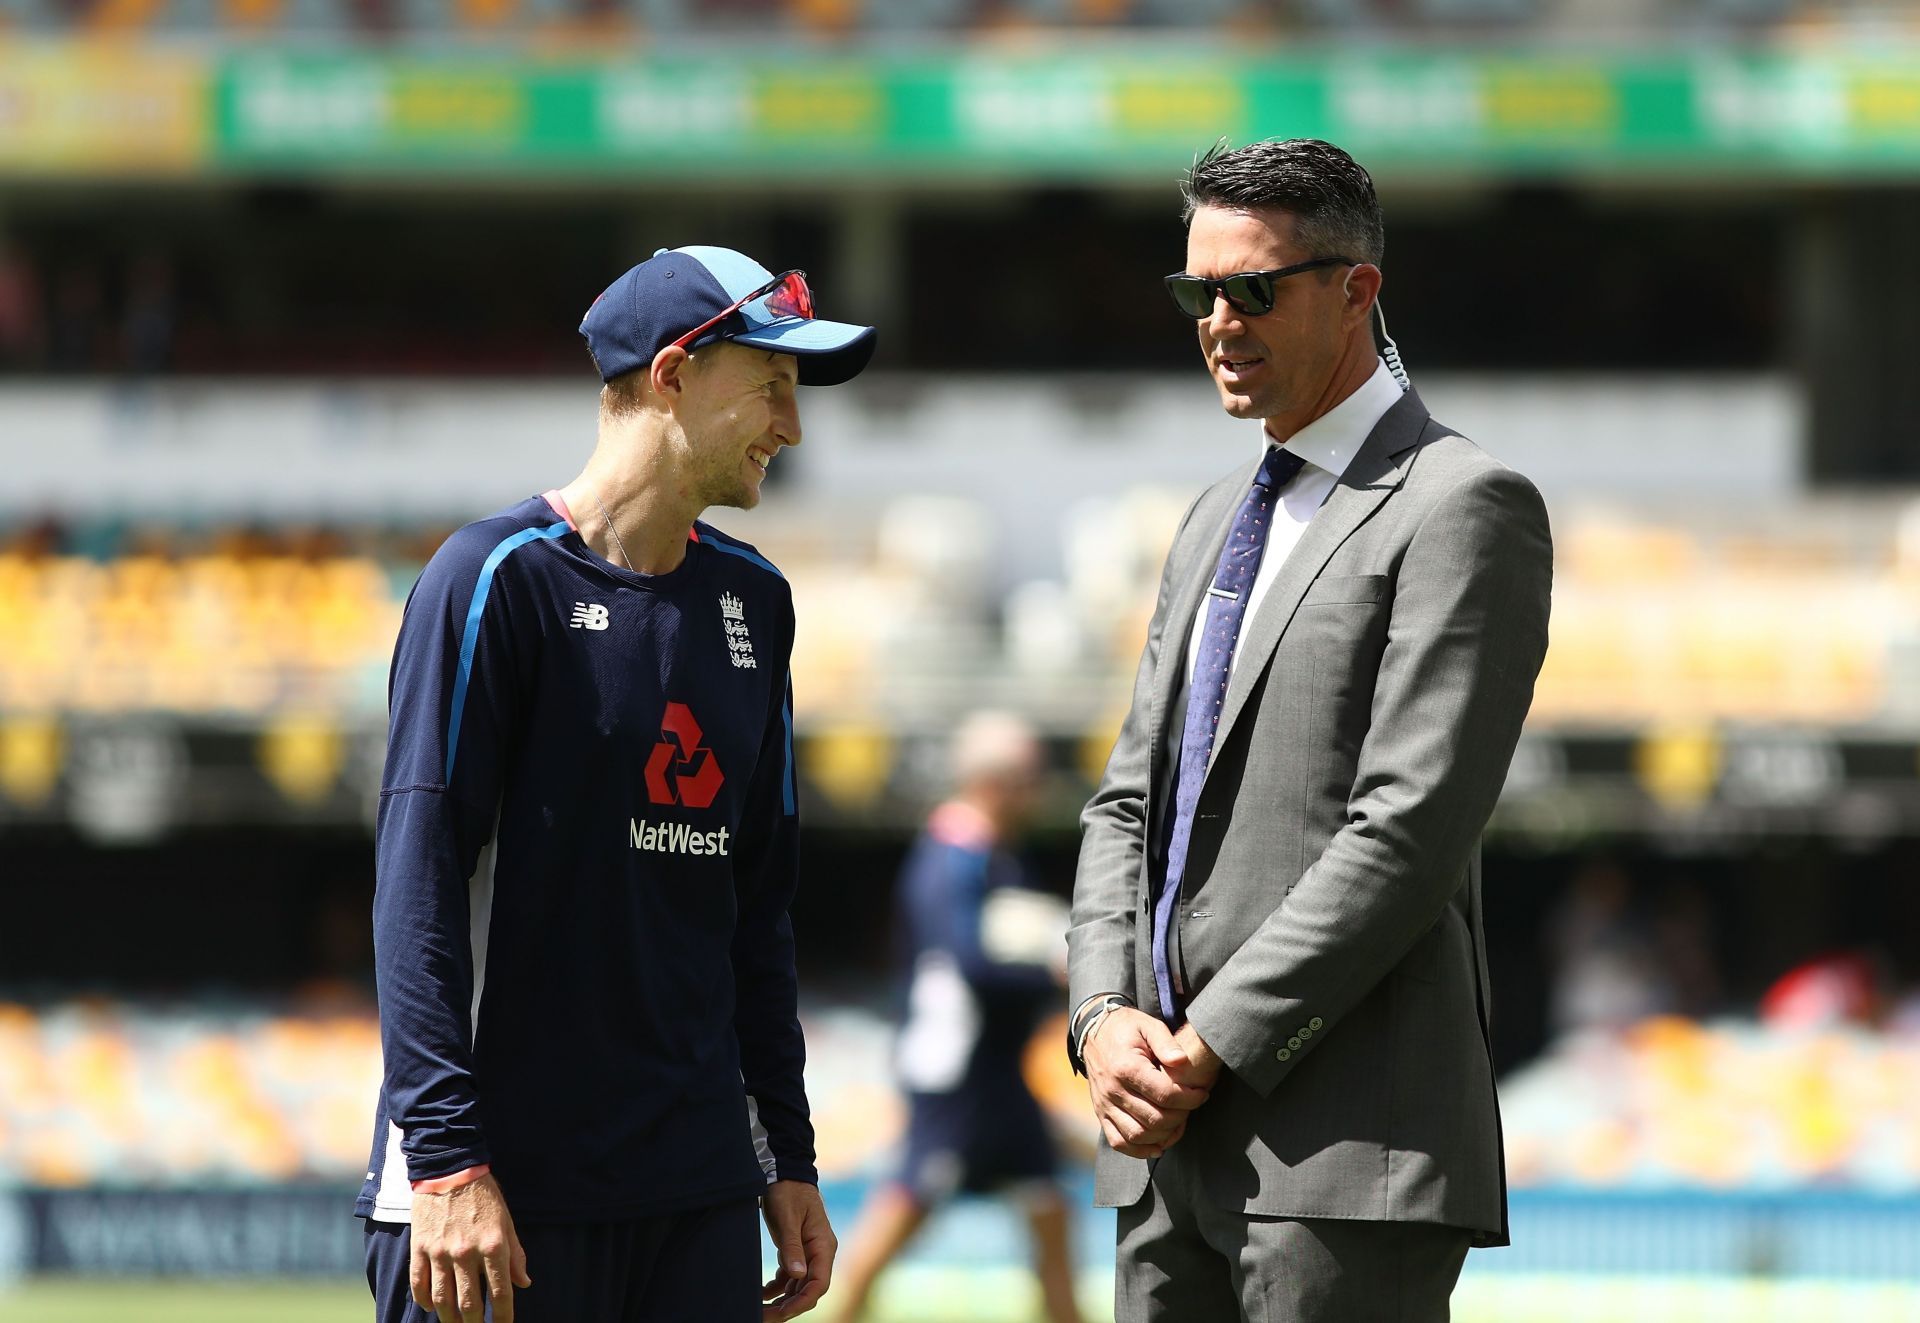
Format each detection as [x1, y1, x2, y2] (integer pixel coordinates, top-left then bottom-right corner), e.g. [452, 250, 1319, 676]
[1114, 1141, 1472, 1323]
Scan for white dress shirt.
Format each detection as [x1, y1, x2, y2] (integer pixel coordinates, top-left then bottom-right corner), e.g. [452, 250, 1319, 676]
[1184, 357, 1405, 686]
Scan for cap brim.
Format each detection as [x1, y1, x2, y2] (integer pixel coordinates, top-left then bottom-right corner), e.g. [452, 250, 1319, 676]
[727, 317, 877, 386]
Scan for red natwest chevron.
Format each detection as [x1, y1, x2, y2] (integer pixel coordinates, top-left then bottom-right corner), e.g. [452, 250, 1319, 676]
[645, 702, 725, 809]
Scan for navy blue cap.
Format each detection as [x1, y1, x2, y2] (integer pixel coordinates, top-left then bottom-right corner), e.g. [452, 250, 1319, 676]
[579, 245, 877, 388]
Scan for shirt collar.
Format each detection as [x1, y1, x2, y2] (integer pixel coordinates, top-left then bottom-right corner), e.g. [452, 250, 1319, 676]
[1264, 357, 1402, 481]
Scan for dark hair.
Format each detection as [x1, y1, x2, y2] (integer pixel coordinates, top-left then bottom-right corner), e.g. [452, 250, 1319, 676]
[1181, 138, 1384, 267]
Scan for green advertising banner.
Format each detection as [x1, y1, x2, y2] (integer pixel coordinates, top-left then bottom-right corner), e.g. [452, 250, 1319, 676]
[208, 48, 1920, 177]
[209, 52, 1277, 173]
[7, 42, 1920, 178]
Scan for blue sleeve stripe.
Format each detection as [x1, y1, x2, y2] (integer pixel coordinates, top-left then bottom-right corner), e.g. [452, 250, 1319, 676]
[444, 522, 571, 785]
[781, 686, 796, 817]
[703, 535, 786, 580]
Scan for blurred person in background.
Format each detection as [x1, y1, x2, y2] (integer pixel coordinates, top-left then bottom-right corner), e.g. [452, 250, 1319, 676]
[1546, 861, 1724, 1036]
[1067, 138, 1553, 1322]
[1761, 950, 1885, 1029]
[0, 242, 43, 370]
[1650, 880, 1723, 1022]
[357, 246, 875, 1323]
[47, 261, 106, 373]
[121, 253, 178, 376]
[1545, 857, 1673, 1035]
[830, 711, 1084, 1323]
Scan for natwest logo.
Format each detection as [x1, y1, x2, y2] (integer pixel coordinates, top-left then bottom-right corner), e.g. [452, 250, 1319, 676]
[630, 819, 729, 857]
[644, 702, 724, 808]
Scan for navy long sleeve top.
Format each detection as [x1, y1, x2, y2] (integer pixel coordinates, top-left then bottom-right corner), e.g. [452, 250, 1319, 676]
[357, 494, 814, 1224]
[892, 805, 1060, 1102]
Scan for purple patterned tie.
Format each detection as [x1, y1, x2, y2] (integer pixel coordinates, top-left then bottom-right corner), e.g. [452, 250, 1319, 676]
[1151, 444, 1308, 1024]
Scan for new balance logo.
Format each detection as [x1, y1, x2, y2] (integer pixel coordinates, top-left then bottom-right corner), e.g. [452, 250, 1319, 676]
[570, 602, 609, 631]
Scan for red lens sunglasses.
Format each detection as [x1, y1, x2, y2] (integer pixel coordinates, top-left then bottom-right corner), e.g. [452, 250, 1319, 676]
[669, 269, 814, 353]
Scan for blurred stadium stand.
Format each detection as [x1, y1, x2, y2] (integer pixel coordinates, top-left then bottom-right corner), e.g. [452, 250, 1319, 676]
[5, 480, 1915, 717]
[0, 1000, 379, 1189]
[9, 994, 1920, 1195]
[4, 488, 1920, 761]
[0, 0, 1900, 39]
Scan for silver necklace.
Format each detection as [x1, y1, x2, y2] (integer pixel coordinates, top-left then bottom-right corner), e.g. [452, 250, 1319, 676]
[590, 489, 634, 570]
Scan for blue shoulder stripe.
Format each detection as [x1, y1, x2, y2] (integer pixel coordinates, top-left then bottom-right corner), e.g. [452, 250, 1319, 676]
[444, 522, 571, 785]
[702, 533, 786, 580]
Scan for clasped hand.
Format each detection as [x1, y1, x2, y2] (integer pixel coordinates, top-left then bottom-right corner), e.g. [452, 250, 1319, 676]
[1083, 1008, 1220, 1159]
[409, 1172, 531, 1323]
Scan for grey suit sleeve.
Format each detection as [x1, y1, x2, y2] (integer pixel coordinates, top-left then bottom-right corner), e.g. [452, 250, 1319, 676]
[1184, 464, 1552, 1097]
[1067, 498, 1200, 1017]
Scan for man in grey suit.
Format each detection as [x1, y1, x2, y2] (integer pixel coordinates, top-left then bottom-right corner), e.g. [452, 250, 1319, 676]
[1065, 139, 1552, 1322]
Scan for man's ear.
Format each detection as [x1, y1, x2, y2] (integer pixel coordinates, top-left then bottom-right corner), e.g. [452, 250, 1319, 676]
[1341, 263, 1382, 330]
[650, 344, 691, 400]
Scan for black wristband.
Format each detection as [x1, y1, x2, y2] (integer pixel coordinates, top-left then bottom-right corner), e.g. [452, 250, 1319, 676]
[1066, 993, 1131, 1077]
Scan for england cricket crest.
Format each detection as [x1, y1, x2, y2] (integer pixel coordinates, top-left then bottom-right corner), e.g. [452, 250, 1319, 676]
[719, 592, 757, 669]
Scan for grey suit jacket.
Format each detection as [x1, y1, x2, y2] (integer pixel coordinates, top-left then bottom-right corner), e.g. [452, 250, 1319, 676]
[1067, 388, 1552, 1246]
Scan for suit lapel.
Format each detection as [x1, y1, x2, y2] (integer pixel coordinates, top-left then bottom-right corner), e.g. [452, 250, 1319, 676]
[1147, 469, 1253, 794]
[1206, 389, 1435, 776]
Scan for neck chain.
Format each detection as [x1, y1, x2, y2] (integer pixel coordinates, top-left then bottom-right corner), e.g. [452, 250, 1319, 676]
[590, 488, 634, 570]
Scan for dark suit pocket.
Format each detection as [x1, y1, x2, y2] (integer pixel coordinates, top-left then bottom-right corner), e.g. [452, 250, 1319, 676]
[1299, 573, 1388, 607]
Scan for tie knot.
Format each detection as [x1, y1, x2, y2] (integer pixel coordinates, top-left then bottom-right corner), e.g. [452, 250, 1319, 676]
[1254, 445, 1307, 491]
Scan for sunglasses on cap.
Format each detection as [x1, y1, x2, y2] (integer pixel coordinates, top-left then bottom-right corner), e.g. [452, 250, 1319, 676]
[670, 269, 815, 353]
[1163, 257, 1359, 319]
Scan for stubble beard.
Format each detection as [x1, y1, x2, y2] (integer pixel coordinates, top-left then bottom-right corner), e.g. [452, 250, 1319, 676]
[1218, 377, 1278, 422]
[714, 483, 761, 512]
[699, 451, 762, 512]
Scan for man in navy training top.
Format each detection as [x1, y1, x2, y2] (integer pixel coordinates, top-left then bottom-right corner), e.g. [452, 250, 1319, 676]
[830, 712, 1084, 1323]
[357, 245, 877, 1323]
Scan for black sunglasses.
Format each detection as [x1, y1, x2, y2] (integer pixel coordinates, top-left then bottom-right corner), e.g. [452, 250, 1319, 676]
[1164, 257, 1359, 318]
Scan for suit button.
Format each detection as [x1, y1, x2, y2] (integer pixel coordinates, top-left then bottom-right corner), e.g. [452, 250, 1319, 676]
[1276, 1047, 1291, 1062]
[1308, 1017, 1324, 1031]
[1298, 1026, 1313, 1040]
[1287, 1036, 1301, 1050]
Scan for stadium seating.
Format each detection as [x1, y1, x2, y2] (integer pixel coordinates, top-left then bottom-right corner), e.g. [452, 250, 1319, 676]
[6, 997, 1920, 1191]
[0, 551, 400, 717]
[0, 999, 380, 1186]
[1501, 1014, 1920, 1190]
[0, 0, 1890, 37]
[2, 503, 1915, 732]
